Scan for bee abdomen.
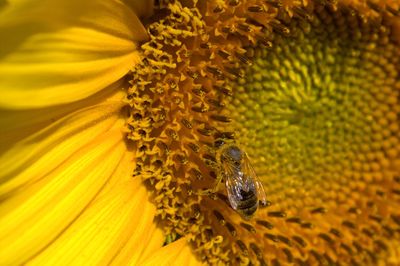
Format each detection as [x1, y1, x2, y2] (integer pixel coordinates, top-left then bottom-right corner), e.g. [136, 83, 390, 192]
[237, 189, 258, 217]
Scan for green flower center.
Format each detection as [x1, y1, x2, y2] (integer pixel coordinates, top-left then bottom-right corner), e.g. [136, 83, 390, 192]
[130, 1, 400, 264]
[225, 7, 400, 210]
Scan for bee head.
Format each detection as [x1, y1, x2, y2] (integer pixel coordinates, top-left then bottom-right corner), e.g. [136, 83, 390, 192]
[225, 145, 242, 162]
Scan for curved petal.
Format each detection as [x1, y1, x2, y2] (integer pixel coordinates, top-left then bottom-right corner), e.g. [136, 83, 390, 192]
[0, 87, 136, 264]
[0, 80, 122, 158]
[124, 0, 155, 18]
[27, 177, 158, 265]
[0, 0, 148, 109]
[0, 89, 127, 193]
[109, 211, 165, 265]
[139, 238, 202, 266]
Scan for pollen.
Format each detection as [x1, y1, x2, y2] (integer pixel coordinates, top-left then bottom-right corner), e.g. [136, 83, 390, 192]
[126, 0, 400, 265]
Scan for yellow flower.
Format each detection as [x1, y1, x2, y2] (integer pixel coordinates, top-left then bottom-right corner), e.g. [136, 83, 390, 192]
[0, 0, 198, 265]
[1, 0, 400, 265]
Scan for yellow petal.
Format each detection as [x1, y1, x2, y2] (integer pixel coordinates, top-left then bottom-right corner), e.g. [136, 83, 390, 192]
[28, 177, 157, 265]
[139, 238, 202, 266]
[124, 0, 155, 18]
[0, 88, 126, 195]
[0, 131, 125, 264]
[109, 210, 165, 265]
[0, 0, 148, 109]
[0, 81, 122, 155]
[0, 87, 139, 264]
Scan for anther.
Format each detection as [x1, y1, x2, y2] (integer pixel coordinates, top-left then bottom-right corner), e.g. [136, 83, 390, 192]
[272, 259, 281, 266]
[225, 66, 245, 78]
[200, 42, 211, 49]
[350, 259, 361, 266]
[206, 66, 224, 77]
[292, 235, 307, 247]
[301, 222, 314, 229]
[310, 250, 324, 264]
[157, 141, 170, 155]
[318, 233, 334, 245]
[191, 105, 208, 113]
[362, 228, 374, 238]
[293, 6, 312, 20]
[187, 142, 200, 153]
[190, 168, 203, 180]
[215, 131, 235, 139]
[248, 5, 264, 12]
[348, 207, 361, 214]
[174, 154, 188, 165]
[353, 241, 363, 253]
[186, 70, 199, 79]
[250, 243, 263, 259]
[392, 189, 400, 195]
[166, 129, 178, 141]
[386, 6, 400, 17]
[240, 223, 256, 233]
[366, 1, 382, 13]
[221, 26, 235, 34]
[206, 98, 225, 108]
[382, 225, 394, 235]
[235, 52, 252, 66]
[258, 36, 273, 48]
[197, 127, 213, 136]
[256, 220, 274, 229]
[214, 139, 225, 148]
[213, 210, 226, 225]
[365, 249, 377, 262]
[218, 50, 231, 60]
[341, 243, 353, 255]
[374, 240, 388, 251]
[181, 118, 193, 129]
[285, 217, 302, 224]
[203, 156, 217, 169]
[236, 240, 248, 255]
[323, 254, 334, 265]
[268, 211, 287, 218]
[270, 20, 290, 35]
[391, 214, 400, 226]
[265, 0, 282, 8]
[188, 203, 199, 218]
[192, 87, 208, 97]
[225, 222, 237, 236]
[294, 258, 309, 266]
[277, 235, 292, 246]
[282, 248, 293, 263]
[310, 207, 327, 214]
[342, 220, 356, 229]
[228, 0, 239, 7]
[213, 6, 223, 13]
[214, 85, 233, 96]
[329, 228, 343, 238]
[264, 233, 279, 242]
[238, 23, 251, 32]
[368, 214, 382, 223]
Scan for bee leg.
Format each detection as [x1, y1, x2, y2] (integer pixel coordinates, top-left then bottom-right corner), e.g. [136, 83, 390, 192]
[211, 174, 224, 193]
[196, 175, 224, 196]
[197, 188, 213, 196]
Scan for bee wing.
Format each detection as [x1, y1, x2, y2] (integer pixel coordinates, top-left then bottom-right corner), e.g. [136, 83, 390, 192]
[242, 152, 268, 206]
[225, 173, 242, 210]
[222, 158, 243, 210]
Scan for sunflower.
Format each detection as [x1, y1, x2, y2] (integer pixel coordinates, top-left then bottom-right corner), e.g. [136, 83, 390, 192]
[1, 0, 400, 265]
[0, 0, 197, 264]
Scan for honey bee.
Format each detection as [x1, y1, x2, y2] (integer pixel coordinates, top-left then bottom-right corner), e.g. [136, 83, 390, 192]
[217, 144, 268, 219]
